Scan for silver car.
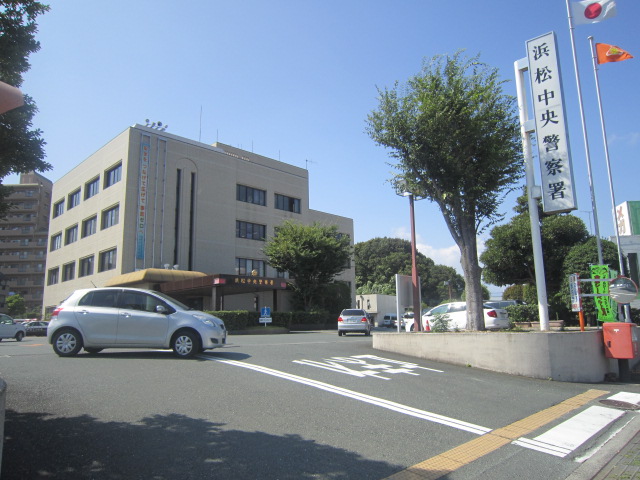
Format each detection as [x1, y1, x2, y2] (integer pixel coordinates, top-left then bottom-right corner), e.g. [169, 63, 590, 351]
[337, 309, 372, 336]
[0, 314, 26, 342]
[47, 287, 226, 358]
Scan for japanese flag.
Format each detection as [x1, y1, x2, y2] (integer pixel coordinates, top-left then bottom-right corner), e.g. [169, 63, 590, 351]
[571, 0, 617, 25]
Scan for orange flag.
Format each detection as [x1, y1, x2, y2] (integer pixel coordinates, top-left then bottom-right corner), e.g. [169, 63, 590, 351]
[596, 43, 634, 64]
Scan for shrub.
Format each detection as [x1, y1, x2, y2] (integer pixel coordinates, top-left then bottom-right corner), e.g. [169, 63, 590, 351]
[505, 304, 539, 325]
[206, 310, 336, 331]
[206, 310, 258, 331]
[430, 313, 450, 332]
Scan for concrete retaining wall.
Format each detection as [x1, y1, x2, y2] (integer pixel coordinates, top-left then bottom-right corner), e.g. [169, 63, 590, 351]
[373, 330, 627, 383]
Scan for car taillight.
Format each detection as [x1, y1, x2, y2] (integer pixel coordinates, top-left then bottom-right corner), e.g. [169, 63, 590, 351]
[487, 310, 497, 318]
[51, 307, 63, 318]
[361, 317, 368, 323]
[338, 317, 343, 322]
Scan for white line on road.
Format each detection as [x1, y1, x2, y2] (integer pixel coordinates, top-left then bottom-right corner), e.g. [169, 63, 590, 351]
[202, 356, 491, 435]
[513, 405, 625, 457]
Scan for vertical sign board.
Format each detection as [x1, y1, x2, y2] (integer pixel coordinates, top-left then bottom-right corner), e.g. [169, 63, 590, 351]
[136, 140, 150, 260]
[527, 32, 577, 214]
[590, 265, 617, 322]
[569, 273, 581, 312]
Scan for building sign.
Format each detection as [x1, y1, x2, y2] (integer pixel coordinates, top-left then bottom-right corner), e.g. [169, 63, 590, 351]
[136, 141, 150, 260]
[616, 201, 640, 236]
[527, 32, 577, 214]
[234, 277, 277, 287]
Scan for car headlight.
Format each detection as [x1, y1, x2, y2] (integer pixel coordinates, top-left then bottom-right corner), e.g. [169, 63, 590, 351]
[192, 314, 214, 326]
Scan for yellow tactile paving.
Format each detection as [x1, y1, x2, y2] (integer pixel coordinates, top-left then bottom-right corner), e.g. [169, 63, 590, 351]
[385, 389, 609, 480]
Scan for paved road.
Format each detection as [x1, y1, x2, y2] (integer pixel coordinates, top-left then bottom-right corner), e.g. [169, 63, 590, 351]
[1, 330, 638, 479]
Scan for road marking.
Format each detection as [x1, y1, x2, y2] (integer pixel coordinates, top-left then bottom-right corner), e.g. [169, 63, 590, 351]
[202, 356, 490, 435]
[608, 391, 640, 405]
[513, 406, 625, 457]
[293, 354, 443, 380]
[384, 389, 608, 480]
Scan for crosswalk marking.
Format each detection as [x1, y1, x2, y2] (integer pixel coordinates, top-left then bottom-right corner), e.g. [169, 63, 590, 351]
[512, 404, 627, 457]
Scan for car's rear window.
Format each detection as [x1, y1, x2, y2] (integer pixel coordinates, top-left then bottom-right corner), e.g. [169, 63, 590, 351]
[341, 309, 365, 316]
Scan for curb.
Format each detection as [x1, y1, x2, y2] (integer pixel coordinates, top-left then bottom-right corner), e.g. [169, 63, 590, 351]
[565, 413, 640, 480]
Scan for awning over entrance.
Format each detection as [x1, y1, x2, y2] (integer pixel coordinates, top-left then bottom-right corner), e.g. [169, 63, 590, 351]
[160, 274, 288, 296]
[104, 268, 207, 287]
[160, 273, 289, 310]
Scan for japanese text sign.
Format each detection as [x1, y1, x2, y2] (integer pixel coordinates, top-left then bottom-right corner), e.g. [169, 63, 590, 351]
[526, 32, 577, 214]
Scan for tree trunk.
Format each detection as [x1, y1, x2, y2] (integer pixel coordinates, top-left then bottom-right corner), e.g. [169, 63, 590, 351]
[459, 226, 485, 331]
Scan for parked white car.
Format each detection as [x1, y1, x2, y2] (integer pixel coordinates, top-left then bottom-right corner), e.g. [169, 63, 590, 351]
[0, 314, 26, 342]
[405, 302, 509, 332]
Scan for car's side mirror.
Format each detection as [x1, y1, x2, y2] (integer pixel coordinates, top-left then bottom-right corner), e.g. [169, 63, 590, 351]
[155, 305, 167, 314]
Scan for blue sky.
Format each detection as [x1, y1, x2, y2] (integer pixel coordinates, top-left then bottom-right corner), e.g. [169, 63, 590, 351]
[8, 0, 640, 296]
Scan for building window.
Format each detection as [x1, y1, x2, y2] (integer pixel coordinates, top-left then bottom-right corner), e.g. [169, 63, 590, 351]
[67, 189, 81, 210]
[101, 205, 119, 229]
[84, 176, 100, 200]
[236, 221, 266, 241]
[82, 215, 97, 238]
[65, 224, 78, 245]
[98, 248, 117, 272]
[235, 258, 266, 277]
[237, 184, 266, 206]
[53, 200, 64, 218]
[104, 163, 122, 188]
[62, 262, 75, 282]
[47, 267, 59, 285]
[79, 255, 94, 277]
[50, 233, 62, 251]
[275, 193, 301, 213]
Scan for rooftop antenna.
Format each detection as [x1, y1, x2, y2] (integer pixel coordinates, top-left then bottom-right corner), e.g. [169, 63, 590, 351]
[305, 159, 317, 170]
[199, 106, 202, 142]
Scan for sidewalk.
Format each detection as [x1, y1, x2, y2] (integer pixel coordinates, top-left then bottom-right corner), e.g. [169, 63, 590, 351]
[592, 428, 640, 480]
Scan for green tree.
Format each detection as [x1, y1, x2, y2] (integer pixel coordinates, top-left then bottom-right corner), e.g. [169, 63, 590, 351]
[481, 192, 590, 295]
[263, 221, 352, 312]
[6, 293, 26, 317]
[0, 1, 51, 217]
[354, 237, 464, 306]
[367, 52, 523, 330]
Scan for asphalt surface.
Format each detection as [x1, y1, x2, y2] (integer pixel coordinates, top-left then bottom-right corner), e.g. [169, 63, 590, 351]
[1, 330, 639, 479]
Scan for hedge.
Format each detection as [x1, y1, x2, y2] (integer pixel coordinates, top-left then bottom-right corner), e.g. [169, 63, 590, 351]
[205, 310, 337, 331]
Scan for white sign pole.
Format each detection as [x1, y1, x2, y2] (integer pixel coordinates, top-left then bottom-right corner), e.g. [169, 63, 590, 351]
[515, 58, 551, 331]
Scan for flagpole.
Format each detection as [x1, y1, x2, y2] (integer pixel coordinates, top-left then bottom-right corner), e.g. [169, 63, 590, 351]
[565, 0, 604, 265]
[588, 36, 632, 322]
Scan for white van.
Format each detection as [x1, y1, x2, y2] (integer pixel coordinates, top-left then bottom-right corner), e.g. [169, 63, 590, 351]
[382, 313, 397, 328]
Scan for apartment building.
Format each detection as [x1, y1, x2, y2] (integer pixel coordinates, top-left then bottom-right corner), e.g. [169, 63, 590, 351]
[0, 172, 52, 314]
[43, 124, 354, 313]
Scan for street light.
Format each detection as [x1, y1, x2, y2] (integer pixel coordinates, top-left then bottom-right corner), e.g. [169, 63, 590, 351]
[399, 188, 425, 332]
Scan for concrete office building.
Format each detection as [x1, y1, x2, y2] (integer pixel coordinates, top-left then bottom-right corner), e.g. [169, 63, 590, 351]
[43, 124, 354, 313]
[0, 172, 53, 314]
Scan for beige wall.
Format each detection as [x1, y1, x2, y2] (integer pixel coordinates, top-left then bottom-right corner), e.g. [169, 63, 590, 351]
[43, 125, 355, 312]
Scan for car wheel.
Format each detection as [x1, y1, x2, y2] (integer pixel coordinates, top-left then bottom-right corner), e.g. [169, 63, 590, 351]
[52, 329, 83, 357]
[337, 331, 342, 336]
[172, 330, 200, 358]
[84, 347, 103, 354]
[15, 331, 24, 342]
